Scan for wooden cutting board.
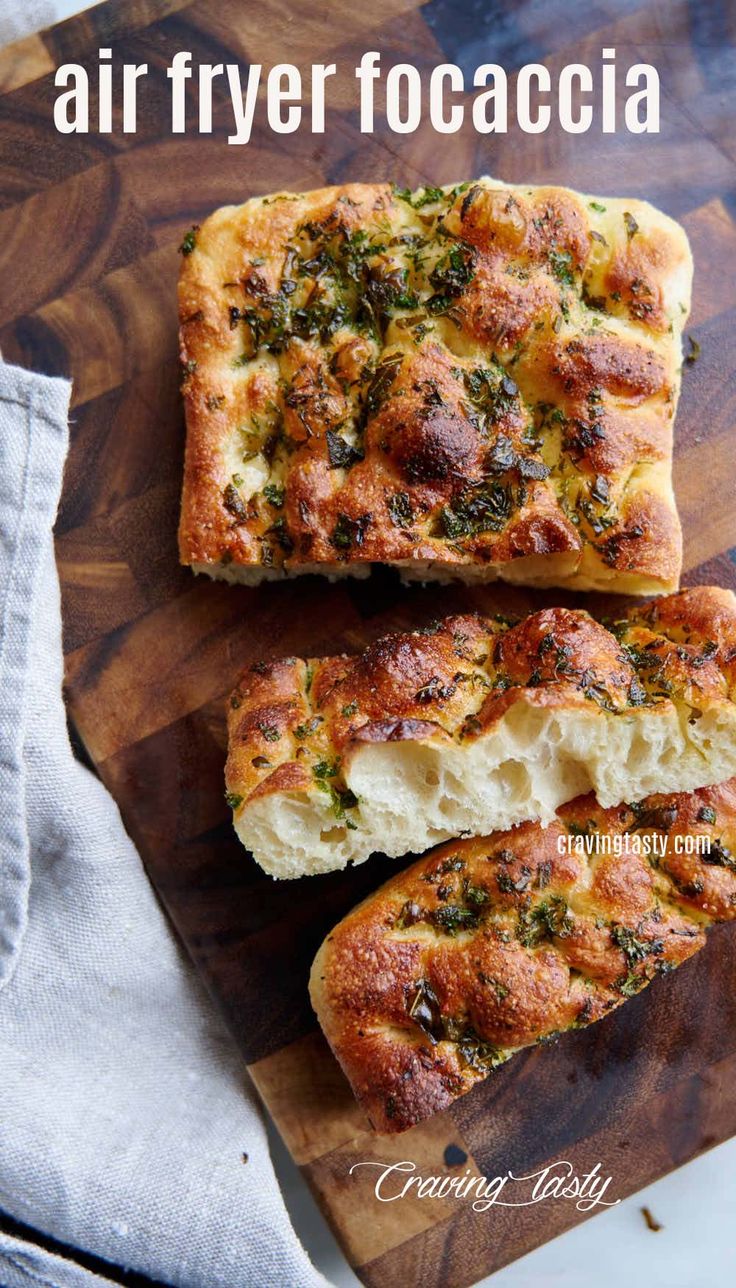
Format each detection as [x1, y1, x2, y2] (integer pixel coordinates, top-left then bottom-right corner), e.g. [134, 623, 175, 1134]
[1, 1, 735, 1283]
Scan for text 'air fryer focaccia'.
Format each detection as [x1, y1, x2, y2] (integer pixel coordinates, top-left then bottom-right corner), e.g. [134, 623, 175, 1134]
[225, 587, 736, 877]
[179, 177, 691, 593]
[310, 779, 736, 1133]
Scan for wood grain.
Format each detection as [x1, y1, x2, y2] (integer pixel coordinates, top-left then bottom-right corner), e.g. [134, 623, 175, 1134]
[1, 0, 735, 1283]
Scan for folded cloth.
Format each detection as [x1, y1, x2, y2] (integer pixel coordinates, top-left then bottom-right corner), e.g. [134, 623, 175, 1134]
[0, 361, 329, 1287]
[0, 1230, 117, 1288]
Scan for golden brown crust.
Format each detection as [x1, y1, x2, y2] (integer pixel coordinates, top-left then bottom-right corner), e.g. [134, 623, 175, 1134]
[178, 178, 691, 593]
[309, 779, 736, 1133]
[225, 587, 736, 830]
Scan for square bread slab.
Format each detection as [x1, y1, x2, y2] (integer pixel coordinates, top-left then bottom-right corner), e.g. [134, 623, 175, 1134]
[178, 177, 692, 593]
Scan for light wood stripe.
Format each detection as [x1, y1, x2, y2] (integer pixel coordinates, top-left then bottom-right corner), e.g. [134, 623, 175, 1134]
[0, 33, 53, 94]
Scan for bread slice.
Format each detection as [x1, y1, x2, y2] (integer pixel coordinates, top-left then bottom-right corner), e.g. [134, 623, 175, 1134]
[225, 586, 736, 878]
[179, 177, 691, 593]
[310, 779, 736, 1132]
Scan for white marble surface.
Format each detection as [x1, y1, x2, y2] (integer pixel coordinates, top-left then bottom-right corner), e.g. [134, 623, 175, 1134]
[10, 1, 736, 1284]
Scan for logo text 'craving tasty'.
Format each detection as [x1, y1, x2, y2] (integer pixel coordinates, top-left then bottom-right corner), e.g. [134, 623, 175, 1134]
[349, 1159, 620, 1213]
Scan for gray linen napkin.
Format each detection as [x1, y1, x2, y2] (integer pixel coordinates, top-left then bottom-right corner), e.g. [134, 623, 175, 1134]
[0, 361, 329, 1287]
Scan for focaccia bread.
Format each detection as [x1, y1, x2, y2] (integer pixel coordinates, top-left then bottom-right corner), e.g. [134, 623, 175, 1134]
[179, 177, 691, 593]
[225, 586, 736, 878]
[310, 779, 736, 1132]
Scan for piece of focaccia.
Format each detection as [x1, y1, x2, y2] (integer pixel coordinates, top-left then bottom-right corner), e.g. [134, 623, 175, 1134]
[225, 586, 736, 878]
[310, 780, 736, 1133]
[179, 177, 691, 593]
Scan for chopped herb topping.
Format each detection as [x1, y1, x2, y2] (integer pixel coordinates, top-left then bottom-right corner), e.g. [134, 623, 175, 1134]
[415, 675, 457, 704]
[610, 924, 663, 966]
[387, 490, 414, 528]
[396, 900, 424, 928]
[364, 354, 403, 418]
[702, 839, 736, 871]
[486, 433, 549, 480]
[616, 971, 646, 998]
[397, 876, 490, 937]
[223, 482, 248, 522]
[257, 722, 280, 742]
[428, 242, 476, 309]
[407, 977, 445, 1041]
[599, 524, 645, 567]
[262, 483, 285, 507]
[393, 183, 447, 209]
[409, 979, 510, 1071]
[478, 973, 510, 1001]
[433, 901, 481, 934]
[327, 784, 359, 821]
[549, 249, 576, 286]
[455, 1031, 504, 1072]
[331, 512, 372, 551]
[312, 756, 359, 826]
[463, 366, 519, 424]
[623, 211, 639, 240]
[568, 821, 596, 840]
[496, 865, 532, 894]
[179, 226, 198, 255]
[463, 882, 489, 907]
[313, 759, 339, 780]
[440, 482, 513, 540]
[294, 717, 322, 740]
[266, 517, 293, 554]
[626, 802, 678, 833]
[326, 429, 364, 469]
[517, 896, 573, 947]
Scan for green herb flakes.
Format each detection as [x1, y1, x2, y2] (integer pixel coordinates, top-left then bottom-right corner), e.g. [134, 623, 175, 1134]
[257, 722, 281, 742]
[179, 226, 199, 255]
[548, 249, 575, 286]
[623, 211, 639, 240]
[331, 512, 372, 551]
[223, 483, 248, 522]
[326, 430, 363, 470]
[387, 491, 414, 528]
[262, 483, 285, 507]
